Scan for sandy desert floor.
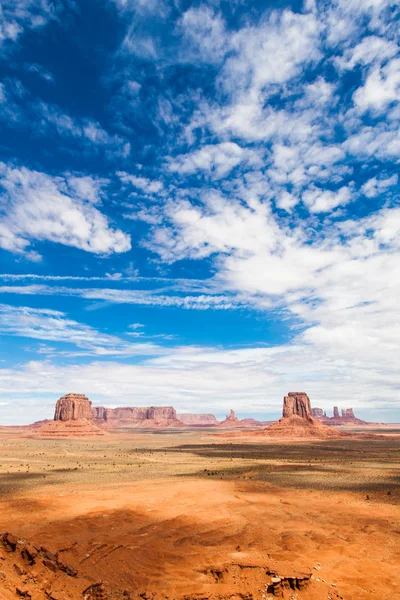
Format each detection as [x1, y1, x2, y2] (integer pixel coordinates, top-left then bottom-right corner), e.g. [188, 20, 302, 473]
[0, 428, 399, 600]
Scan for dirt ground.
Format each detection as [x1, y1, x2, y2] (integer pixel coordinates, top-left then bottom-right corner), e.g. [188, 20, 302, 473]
[0, 428, 399, 600]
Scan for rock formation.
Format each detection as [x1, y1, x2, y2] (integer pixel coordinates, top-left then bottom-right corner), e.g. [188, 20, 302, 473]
[282, 392, 312, 419]
[217, 409, 265, 429]
[1, 531, 107, 599]
[92, 406, 185, 429]
[311, 407, 325, 418]
[54, 393, 92, 421]
[178, 413, 219, 426]
[313, 406, 367, 426]
[342, 408, 355, 418]
[262, 393, 341, 439]
[37, 393, 105, 438]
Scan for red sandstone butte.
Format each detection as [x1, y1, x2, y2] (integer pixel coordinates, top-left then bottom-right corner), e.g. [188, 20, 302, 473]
[262, 392, 341, 439]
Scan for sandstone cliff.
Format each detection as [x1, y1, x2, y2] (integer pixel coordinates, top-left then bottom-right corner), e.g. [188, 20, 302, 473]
[282, 392, 312, 420]
[263, 392, 341, 439]
[54, 393, 92, 421]
[92, 405, 185, 429]
[313, 406, 367, 426]
[178, 413, 219, 426]
[37, 393, 105, 438]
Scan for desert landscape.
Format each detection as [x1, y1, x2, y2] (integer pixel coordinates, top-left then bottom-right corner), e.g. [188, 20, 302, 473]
[0, 392, 399, 600]
[1, 1, 400, 599]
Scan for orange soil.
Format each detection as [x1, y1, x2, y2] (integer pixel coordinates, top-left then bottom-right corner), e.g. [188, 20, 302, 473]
[1, 475, 400, 599]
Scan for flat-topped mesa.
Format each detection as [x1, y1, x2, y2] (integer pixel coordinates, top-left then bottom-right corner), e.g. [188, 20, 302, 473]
[178, 413, 219, 426]
[54, 393, 92, 422]
[282, 392, 312, 420]
[91, 405, 184, 429]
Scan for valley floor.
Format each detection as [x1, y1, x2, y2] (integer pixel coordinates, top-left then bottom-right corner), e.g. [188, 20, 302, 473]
[0, 429, 399, 600]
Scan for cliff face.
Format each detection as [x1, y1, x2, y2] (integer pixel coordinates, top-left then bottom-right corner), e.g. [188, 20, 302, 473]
[263, 392, 341, 439]
[312, 406, 366, 426]
[54, 393, 92, 422]
[178, 414, 219, 426]
[282, 392, 312, 420]
[91, 406, 183, 428]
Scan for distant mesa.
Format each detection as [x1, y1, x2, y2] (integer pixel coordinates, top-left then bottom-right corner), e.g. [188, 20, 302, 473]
[312, 406, 367, 426]
[92, 405, 185, 429]
[178, 413, 219, 426]
[262, 392, 341, 439]
[37, 393, 105, 438]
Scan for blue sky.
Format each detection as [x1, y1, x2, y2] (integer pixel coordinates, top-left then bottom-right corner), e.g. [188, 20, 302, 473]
[0, 0, 399, 424]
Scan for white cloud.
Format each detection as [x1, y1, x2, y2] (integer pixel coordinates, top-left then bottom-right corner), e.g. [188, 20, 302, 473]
[0, 303, 168, 357]
[337, 35, 398, 70]
[178, 6, 227, 64]
[302, 185, 352, 213]
[117, 171, 163, 194]
[0, 0, 60, 52]
[0, 164, 131, 256]
[354, 58, 400, 113]
[0, 284, 247, 311]
[361, 174, 398, 197]
[168, 142, 261, 179]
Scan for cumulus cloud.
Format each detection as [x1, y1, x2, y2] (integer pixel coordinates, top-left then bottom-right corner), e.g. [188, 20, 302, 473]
[0, 164, 131, 256]
[168, 143, 261, 179]
[117, 171, 163, 194]
[354, 58, 400, 113]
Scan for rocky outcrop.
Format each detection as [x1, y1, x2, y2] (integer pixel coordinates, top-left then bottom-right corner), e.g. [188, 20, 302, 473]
[263, 393, 341, 439]
[313, 406, 367, 426]
[55, 393, 92, 421]
[0, 531, 87, 599]
[37, 393, 105, 438]
[283, 392, 312, 419]
[92, 406, 185, 429]
[342, 408, 355, 418]
[311, 407, 325, 418]
[37, 418, 105, 438]
[178, 413, 219, 426]
[217, 409, 265, 429]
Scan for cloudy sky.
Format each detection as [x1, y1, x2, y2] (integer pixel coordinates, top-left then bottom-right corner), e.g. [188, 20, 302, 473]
[0, 0, 399, 424]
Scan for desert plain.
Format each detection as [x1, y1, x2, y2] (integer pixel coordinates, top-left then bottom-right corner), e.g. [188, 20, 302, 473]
[0, 426, 400, 600]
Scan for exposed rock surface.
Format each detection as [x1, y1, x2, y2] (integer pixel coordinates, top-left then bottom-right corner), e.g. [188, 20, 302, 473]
[263, 392, 341, 439]
[37, 418, 105, 438]
[313, 406, 367, 426]
[311, 407, 325, 418]
[92, 406, 185, 429]
[178, 413, 219, 426]
[36, 393, 105, 438]
[0, 531, 88, 599]
[55, 393, 92, 421]
[283, 392, 312, 419]
[217, 409, 265, 429]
